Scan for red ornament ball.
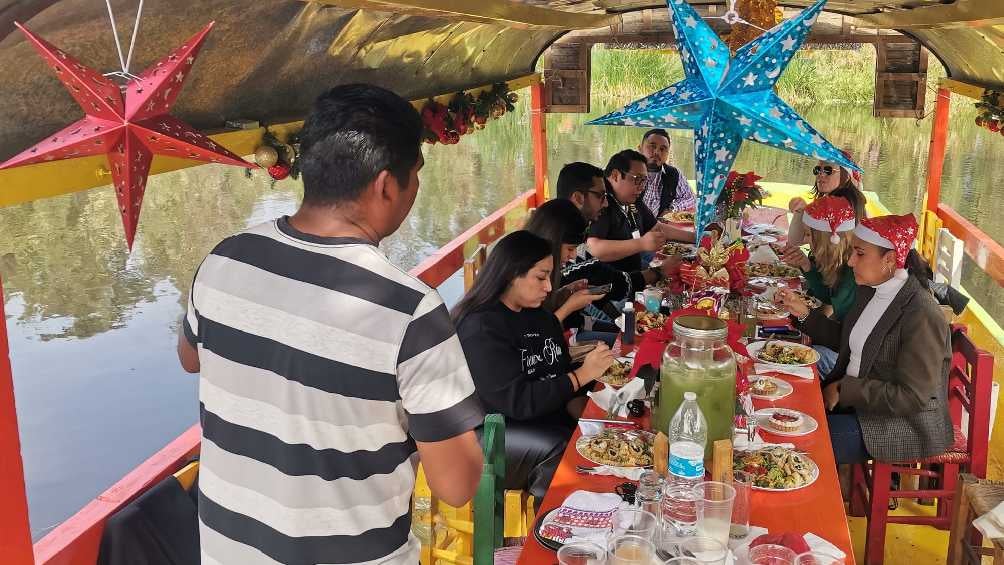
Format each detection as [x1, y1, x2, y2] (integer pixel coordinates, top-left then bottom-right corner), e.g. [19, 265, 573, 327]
[268, 163, 291, 180]
[989, 119, 1001, 133]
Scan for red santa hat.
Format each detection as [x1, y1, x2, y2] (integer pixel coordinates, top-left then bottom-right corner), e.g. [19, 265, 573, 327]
[802, 196, 856, 244]
[853, 213, 918, 280]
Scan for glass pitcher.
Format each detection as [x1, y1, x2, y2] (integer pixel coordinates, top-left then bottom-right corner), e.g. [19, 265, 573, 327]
[656, 315, 737, 445]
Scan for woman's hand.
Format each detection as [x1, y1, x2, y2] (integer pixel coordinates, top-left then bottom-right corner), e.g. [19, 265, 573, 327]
[554, 279, 587, 306]
[576, 343, 616, 384]
[565, 288, 603, 312]
[788, 197, 808, 213]
[781, 246, 811, 272]
[823, 380, 841, 411]
[776, 288, 810, 320]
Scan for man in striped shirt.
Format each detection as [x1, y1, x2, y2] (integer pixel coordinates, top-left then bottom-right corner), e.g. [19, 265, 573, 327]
[178, 84, 485, 564]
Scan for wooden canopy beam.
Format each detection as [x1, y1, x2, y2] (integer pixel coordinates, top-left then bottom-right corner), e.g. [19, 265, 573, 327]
[940, 78, 986, 101]
[304, 0, 617, 29]
[854, 3, 1004, 30]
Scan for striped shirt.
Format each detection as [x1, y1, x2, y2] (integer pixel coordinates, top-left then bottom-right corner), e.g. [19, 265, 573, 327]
[184, 217, 484, 565]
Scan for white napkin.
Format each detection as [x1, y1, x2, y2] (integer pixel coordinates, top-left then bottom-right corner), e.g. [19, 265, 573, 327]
[588, 378, 646, 417]
[804, 533, 847, 560]
[755, 363, 814, 380]
[538, 490, 625, 546]
[748, 245, 780, 264]
[974, 500, 1004, 540]
[732, 429, 795, 451]
[587, 465, 646, 481]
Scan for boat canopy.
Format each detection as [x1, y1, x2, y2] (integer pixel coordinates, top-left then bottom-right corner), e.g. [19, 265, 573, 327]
[0, 0, 1001, 160]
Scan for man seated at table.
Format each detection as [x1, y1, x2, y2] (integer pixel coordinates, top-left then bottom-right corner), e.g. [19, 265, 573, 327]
[587, 150, 694, 273]
[638, 128, 696, 218]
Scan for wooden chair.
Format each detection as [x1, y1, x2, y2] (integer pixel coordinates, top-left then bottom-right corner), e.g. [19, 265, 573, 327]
[947, 473, 1004, 565]
[463, 244, 488, 291]
[850, 327, 994, 564]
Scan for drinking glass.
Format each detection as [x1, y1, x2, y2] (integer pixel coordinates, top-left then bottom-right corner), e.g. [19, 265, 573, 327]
[636, 471, 666, 518]
[662, 483, 700, 536]
[557, 541, 608, 565]
[748, 544, 797, 565]
[644, 288, 663, 313]
[692, 481, 736, 547]
[730, 471, 753, 540]
[610, 507, 659, 540]
[794, 552, 844, 565]
[679, 536, 728, 565]
[609, 534, 656, 565]
[663, 558, 701, 565]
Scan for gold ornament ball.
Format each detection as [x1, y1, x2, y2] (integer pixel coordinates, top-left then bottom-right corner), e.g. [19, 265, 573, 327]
[254, 145, 279, 168]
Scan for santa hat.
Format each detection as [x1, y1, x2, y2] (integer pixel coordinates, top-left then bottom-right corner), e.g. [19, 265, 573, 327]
[839, 149, 862, 189]
[853, 213, 918, 280]
[803, 196, 856, 244]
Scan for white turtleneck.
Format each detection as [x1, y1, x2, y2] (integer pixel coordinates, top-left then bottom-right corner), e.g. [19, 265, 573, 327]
[845, 273, 908, 378]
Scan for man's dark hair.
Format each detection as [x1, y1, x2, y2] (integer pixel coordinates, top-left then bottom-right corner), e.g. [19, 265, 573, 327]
[641, 128, 671, 144]
[603, 149, 648, 177]
[556, 162, 604, 200]
[298, 84, 422, 206]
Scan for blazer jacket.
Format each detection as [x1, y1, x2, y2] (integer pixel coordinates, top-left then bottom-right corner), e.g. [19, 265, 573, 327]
[799, 275, 954, 462]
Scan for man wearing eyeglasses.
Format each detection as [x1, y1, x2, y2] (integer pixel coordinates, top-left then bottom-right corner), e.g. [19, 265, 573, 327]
[587, 150, 694, 273]
[638, 128, 696, 218]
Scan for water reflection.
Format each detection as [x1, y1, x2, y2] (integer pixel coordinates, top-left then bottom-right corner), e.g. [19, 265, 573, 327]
[3, 93, 1002, 538]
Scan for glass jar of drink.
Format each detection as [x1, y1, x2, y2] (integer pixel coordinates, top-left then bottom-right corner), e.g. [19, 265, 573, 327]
[656, 315, 737, 445]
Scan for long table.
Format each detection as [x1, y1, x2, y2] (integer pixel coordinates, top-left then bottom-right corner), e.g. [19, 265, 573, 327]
[515, 335, 855, 564]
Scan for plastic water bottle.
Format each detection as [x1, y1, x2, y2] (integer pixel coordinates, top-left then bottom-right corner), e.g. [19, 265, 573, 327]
[622, 302, 636, 345]
[667, 391, 707, 485]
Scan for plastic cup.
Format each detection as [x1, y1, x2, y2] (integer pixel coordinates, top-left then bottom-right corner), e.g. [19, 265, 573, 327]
[663, 558, 702, 565]
[748, 544, 797, 565]
[609, 534, 656, 565]
[679, 536, 728, 565]
[662, 483, 700, 536]
[557, 541, 608, 565]
[610, 507, 659, 540]
[730, 471, 753, 540]
[692, 481, 736, 547]
[644, 288, 663, 313]
[794, 552, 844, 565]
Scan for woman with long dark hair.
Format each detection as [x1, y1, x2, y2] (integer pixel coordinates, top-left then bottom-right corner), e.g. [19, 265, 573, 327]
[778, 214, 952, 465]
[452, 230, 615, 501]
[788, 152, 867, 244]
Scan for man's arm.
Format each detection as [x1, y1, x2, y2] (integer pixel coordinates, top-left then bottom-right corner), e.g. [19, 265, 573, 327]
[416, 432, 483, 507]
[656, 223, 696, 243]
[178, 330, 200, 373]
[586, 236, 645, 262]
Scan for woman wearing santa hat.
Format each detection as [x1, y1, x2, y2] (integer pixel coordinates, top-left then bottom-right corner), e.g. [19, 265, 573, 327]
[779, 213, 953, 464]
[787, 151, 868, 245]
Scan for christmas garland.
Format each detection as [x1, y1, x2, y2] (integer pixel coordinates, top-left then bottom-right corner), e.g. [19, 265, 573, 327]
[975, 89, 1004, 135]
[421, 82, 518, 145]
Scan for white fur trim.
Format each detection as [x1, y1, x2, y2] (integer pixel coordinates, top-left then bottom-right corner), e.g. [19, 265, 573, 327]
[853, 223, 893, 250]
[803, 214, 855, 234]
[835, 218, 856, 232]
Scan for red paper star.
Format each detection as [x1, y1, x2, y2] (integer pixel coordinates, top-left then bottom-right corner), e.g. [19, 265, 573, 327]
[0, 22, 254, 249]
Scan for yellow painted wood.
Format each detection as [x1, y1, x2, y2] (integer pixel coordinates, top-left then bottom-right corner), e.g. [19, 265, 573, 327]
[304, 0, 615, 29]
[920, 209, 944, 265]
[940, 78, 986, 101]
[171, 461, 199, 492]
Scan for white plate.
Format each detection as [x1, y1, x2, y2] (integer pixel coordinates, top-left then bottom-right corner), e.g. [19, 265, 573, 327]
[575, 429, 655, 468]
[748, 376, 793, 400]
[754, 408, 818, 437]
[598, 358, 635, 388]
[746, 340, 819, 367]
[743, 234, 778, 245]
[745, 223, 785, 236]
[735, 449, 820, 492]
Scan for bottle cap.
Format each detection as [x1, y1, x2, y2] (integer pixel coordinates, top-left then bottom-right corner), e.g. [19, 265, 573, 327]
[624, 302, 635, 311]
[684, 391, 697, 401]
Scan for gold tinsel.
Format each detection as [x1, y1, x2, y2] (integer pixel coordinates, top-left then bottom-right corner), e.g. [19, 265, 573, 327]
[723, 0, 782, 55]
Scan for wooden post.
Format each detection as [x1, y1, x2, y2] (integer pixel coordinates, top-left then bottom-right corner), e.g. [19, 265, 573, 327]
[530, 79, 549, 206]
[925, 87, 952, 213]
[0, 275, 33, 565]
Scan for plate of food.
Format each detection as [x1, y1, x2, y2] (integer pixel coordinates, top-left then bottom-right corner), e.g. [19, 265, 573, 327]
[742, 234, 778, 246]
[754, 408, 819, 437]
[636, 311, 667, 334]
[744, 262, 803, 279]
[575, 428, 655, 468]
[660, 242, 697, 256]
[598, 358, 634, 387]
[748, 376, 793, 400]
[661, 210, 696, 224]
[748, 277, 788, 293]
[745, 224, 787, 237]
[788, 289, 823, 310]
[734, 445, 819, 491]
[753, 300, 789, 320]
[747, 340, 819, 366]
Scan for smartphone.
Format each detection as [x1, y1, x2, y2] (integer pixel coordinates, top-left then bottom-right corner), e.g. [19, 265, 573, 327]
[757, 327, 803, 341]
[587, 284, 613, 295]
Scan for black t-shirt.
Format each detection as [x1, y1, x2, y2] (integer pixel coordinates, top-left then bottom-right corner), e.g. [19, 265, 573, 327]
[587, 196, 658, 273]
[456, 301, 577, 425]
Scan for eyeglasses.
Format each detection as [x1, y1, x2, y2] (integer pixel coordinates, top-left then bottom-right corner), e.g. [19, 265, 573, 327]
[585, 190, 607, 201]
[813, 165, 835, 176]
[621, 171, 647, 186]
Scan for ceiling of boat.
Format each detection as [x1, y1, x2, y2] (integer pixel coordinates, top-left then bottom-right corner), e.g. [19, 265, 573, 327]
[0, 0, 1001, 159]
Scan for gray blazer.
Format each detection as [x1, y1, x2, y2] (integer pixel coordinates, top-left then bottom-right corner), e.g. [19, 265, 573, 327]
[800, 275, 954, 462]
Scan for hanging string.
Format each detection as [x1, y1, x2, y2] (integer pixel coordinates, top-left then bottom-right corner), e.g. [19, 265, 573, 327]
[103, 0, 145, 81]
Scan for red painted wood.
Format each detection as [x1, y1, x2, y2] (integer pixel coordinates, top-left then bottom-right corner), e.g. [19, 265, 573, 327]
[936, 203, 1004, 287]
[0, 276, 33, 565]
[530, 81, 548, 206]
[409, 189, 536, 287]
[924, 87, 951, 213]
[33, 424, 201, 565]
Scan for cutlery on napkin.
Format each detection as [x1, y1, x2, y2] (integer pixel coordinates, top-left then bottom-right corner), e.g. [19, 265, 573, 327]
[755, 363, 815, 380]
[588, 378, 646, 418]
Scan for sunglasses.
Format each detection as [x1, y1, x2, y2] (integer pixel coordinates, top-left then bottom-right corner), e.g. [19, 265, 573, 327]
[621, 171, 647, 186]
[813, 165, 836, 176]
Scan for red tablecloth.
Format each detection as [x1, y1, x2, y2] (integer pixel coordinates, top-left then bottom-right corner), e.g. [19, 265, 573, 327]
[515, 321, 854, 564]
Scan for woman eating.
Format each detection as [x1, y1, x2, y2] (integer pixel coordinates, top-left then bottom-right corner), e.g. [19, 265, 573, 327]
[778, 214, 953, 464]
[787, 151, 867, 245]
[452, 230, 615, 501]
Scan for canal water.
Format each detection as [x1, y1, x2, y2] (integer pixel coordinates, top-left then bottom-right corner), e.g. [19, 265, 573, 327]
[3, 93, 1001, 539]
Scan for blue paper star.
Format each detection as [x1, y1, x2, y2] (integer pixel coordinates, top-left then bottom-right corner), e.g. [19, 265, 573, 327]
[589, 0, 861, 236]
